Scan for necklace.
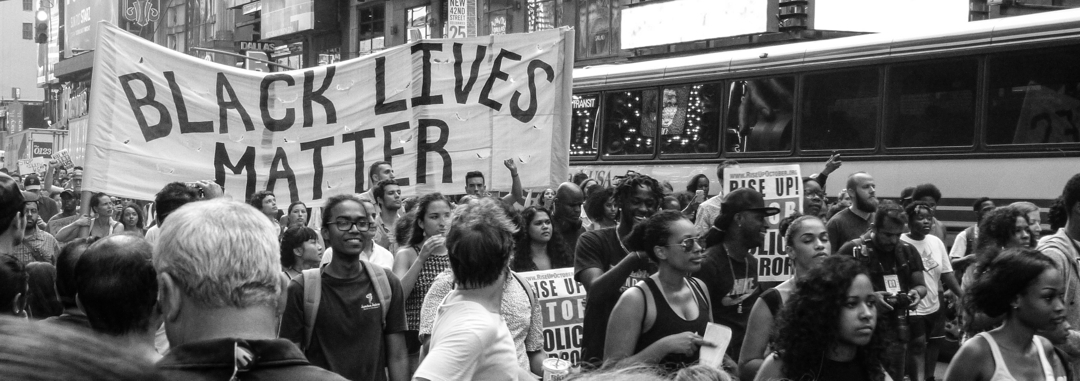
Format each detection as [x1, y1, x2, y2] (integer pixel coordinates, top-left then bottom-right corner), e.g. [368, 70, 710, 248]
[614, 224, 631, 255]
[724, 244, 751, 314]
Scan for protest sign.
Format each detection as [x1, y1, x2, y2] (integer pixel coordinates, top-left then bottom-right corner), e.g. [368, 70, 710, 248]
[51, 149, 74, 169]
[85, 23, 574, 206]
[16, 159, 33, 176]
[517, 268, 585, 365]
[721, 164, 802, 282]
[29, 158, 49, 176]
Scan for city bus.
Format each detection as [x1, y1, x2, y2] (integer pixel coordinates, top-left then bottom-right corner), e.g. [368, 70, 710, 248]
[568, 8, 1080, 238]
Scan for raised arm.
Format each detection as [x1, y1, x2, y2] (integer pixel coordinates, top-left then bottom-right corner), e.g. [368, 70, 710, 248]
[499, 159, 524, 206]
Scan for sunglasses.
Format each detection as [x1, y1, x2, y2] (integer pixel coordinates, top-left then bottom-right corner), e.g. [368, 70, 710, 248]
[665, 236, 705, 252]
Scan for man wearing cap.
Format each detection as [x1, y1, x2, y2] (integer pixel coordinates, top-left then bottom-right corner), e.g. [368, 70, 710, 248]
[694, 188, 780, 362]
[47, 190, 79, 241]
[11, 190, 60, 266]
[24, 176, 58, 223]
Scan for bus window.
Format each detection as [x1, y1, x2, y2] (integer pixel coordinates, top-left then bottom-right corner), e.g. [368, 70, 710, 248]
[885, 60, 977, 148]
[986, 45, 1080, 146]
[602, 89, 659, 157]
[800, 68, 879, 150]
[571, 94, 601, 156]
[659, 83, 722, 155]
[725, 77, 795, 153]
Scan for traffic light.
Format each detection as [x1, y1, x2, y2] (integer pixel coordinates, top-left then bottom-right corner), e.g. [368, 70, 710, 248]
[34, 8, 48, 44]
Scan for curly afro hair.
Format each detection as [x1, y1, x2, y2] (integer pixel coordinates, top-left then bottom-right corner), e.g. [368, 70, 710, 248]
[772, 255, 890, 381]
[966, 248, 1056, 319]
[975, 206, 1026, 253]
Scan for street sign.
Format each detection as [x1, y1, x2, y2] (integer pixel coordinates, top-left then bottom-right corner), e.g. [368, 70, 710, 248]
[237, 41, 276, 52]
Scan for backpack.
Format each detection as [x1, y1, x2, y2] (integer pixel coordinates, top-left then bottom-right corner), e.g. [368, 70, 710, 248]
[296, 259, 393, 351]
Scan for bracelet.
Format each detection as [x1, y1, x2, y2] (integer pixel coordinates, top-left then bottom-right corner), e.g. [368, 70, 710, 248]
[511, 173, 519, 177]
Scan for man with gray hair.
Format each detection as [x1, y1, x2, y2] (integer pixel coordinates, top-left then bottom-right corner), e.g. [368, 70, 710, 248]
[153, 199, 345, 380]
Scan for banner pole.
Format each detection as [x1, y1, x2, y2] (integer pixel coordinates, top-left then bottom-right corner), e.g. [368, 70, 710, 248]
[77, 190, 91, 238]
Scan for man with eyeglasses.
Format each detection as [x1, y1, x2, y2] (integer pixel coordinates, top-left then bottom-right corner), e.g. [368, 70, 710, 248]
[318, 199, 395, 270]
[281, 194, 408, 381]
[694, 188, 780, 362]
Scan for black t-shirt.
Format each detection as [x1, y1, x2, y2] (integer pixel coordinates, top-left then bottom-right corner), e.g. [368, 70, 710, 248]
[281, 265, 407, 381]
[574, 228, 654, 365]
[694, 244, 761, 362]
[836, 238, 925, 294]
[817, 358, 873, 381]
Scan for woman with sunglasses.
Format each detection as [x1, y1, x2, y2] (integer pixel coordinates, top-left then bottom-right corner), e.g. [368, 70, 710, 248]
[738, 213, 830, 380]
[604, 210, 715, 373]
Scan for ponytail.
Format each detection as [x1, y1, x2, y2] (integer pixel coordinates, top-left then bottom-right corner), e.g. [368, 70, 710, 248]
[625, 210, 686, 262]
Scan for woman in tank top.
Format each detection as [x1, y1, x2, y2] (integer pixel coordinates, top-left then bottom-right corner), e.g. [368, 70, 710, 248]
[392, 192, 452, 373]
[944, 248, 1068, 381]
[739, 213, 830, 380]
[604, 210, 714, 373]
[55, 193, 124, 242]
[756, 255, 889, 381]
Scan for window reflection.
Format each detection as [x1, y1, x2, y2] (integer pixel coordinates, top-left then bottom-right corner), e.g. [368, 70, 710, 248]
[886, 60, 977, 148]
[659, 83, 721, 155]
[801, 68, 879, 150]
[725, 77, 794, 153]
[987, 46, 1080, 145]
[602, 89, 658, 156]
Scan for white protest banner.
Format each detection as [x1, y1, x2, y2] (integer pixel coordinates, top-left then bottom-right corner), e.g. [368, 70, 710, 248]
[517, 268, 585, 365]
[85, 23, 574, 206]
[722, 164, 802, 282]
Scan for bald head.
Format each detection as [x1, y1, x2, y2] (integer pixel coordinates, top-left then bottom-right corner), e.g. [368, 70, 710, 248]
[553, 182, 584, 223]
[86, 235, 153, 260]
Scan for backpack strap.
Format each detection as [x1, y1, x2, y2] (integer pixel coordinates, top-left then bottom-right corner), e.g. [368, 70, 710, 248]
[300, 266, 323, 351]
[963, 226, 976, 256]
[361, 258, 393, 329]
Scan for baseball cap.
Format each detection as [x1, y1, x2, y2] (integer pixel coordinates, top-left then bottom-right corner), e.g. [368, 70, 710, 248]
[23, 176, 42, 191]
[721, 188, 781, 217]
[0, 173, 25, 222]
[21, 190, 39, 203]
[59, 189, 75, 199]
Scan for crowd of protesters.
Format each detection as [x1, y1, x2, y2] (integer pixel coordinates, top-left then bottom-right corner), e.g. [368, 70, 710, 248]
[0, 153, 1077, 381]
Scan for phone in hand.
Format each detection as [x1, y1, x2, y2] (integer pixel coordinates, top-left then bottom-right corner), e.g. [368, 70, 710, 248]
[695, 189, 705, 202]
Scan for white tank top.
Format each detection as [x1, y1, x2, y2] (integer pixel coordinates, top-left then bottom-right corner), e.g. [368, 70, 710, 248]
[978, 332, 1060, 381]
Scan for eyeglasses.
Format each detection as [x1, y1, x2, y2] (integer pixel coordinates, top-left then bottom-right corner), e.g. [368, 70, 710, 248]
[806, 192, 827, 201]
[666, 236, 705, 252]
[332, 219, 375, 232]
